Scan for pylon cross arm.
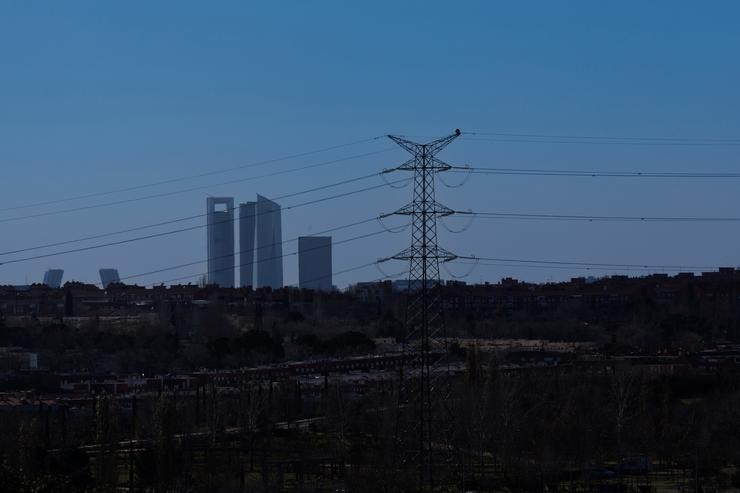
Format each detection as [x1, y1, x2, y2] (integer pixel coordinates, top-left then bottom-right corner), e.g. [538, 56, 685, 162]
[392, 158, 417, 172]
[390, 246, 458, 262]
[425, 130, 461, 154]
[430, 157, 453, 172]
[387, 130, 461, 156]
[392, 201, 455, 217]
[387, 135, 421, 155]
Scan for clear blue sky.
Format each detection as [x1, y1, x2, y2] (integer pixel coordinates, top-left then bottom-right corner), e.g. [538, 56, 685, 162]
[1, 1, 739, 287]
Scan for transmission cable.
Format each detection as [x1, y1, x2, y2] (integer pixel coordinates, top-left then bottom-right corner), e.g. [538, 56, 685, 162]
[0, 135, 385, 213]
[456, 255, 720, 271]
[462, 137, 740, 147]
[464, 131, 740, 143]
[456, 211, 740, 222]
[452, 259, 708, 273]
[283, 260, 405, 289]
[120, 218, 396, 284]
[450, 167, 740, 178]
[0, 170, 397, 256]
[139, 227, 399, 287]
[0, 147, 396, 224]
[0, 177, 406, 266]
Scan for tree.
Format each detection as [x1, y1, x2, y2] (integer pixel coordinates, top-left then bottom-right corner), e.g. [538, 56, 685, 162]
[152, 394, 180, 488]
[324, 331, 375, 356]
[377, 309, 402, 338]
[465, 344, 482, 386]
[254, 302, 264, 331]
[460, 345, 485, 481]
[0, 457, 21, 492]
[18, 418, 42, 480]
[64, 290, 74, 317]
[609, 367, 642, 460]
[464, 311, 478, 337]
[94, 395, 119, 492]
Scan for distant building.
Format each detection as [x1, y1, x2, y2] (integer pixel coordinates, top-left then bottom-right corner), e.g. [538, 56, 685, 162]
[207, 197, 235, 287]
[42, 269, 64, 288]
[99, 269, 120, 288]
[256, 195, 283, 289]
[349, 280, 394, 303]
[299, 236, 332, 291]
[0, 347, 38, 370]
[391, 280, 438, 292]
[238, 201, 256, 288]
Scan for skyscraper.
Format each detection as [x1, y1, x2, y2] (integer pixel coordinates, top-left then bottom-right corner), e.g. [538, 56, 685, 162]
[238, 201, 256, 287]
[256, 194, 283, 289]
[99, 268, 120, 288]
[298, 236, 332, 291]
[206, 197, 235, 287]
[42, 269, 64, 288]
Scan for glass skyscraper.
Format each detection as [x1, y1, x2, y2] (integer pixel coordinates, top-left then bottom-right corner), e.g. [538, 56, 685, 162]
[238, 201, 256, 287]
[206, 197, 235, 287]
[42, 269, 64, 288]
[256, 194, 283, 289]
[99, 268, 120, 288]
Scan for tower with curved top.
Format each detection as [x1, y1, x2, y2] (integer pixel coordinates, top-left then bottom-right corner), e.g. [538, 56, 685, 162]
[256, 194, 283, 289]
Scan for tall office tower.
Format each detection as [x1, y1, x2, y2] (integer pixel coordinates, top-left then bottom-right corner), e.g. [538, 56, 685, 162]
[238, 201, 256, 287]
[298, 236, 332, 291]
[99, 268, 120, 288]
[256, 194, 283, 289]
[42, 269, 64, 288]
[207, 197, 235, 287]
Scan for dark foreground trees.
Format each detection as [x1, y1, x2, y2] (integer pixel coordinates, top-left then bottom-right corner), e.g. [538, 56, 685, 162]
[1, 359, 739, 491]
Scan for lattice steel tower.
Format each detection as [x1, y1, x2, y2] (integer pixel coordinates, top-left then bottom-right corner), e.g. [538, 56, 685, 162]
[387, 130, 461, 492]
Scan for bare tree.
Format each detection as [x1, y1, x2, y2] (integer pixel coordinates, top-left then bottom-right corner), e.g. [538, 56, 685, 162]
[609, 365, 643, 462]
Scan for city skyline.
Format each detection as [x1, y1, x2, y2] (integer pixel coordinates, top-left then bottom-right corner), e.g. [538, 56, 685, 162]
[1, 2, 739, 288]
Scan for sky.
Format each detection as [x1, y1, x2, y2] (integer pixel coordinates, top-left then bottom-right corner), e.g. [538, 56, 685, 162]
[1, 1, 739, 287]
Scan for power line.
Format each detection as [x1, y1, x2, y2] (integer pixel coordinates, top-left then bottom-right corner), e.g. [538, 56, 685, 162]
[0, 136, 385, 213]
[0, 213, 205, 257]
[0, 171, 393, 257]
[457, 255, 721, 271]
[38, 260, 399, 291]
[149, 259, 402, 290]
[458, 211, 740, 222]
[285, 261, 395, 289]
[0, 147, 397, 224]
[120, 218, 385, 283]
[461, 137, 740, 147]
[451, 167, 740, 178]
[463, 137, 740, 147]
[283, 262, 408, 289]
[463, 130, 740, 144]
[139, 227, 396, 287]
[0, 177, 407, 266]
[453, 260, 713, 273]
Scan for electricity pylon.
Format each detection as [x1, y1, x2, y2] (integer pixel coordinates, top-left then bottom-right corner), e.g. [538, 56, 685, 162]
[387, 130, 461, 492]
